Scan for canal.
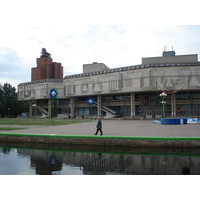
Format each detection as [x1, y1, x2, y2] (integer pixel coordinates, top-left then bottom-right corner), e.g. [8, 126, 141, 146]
[0, 142, 200, 175]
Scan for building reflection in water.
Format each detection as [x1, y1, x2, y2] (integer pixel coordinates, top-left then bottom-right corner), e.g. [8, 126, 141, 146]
[80, 153, 132, 175]
[13, 147, 200, 175]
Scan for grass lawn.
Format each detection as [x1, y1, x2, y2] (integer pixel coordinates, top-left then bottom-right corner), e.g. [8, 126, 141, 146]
[0, 118, 89, 126]
[0, 127, 26, 131]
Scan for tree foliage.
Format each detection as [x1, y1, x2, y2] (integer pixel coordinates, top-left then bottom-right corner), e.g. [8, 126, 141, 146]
[0, 83, 29, 117]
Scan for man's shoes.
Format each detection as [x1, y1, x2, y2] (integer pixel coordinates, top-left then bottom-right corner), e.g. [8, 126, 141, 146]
[94, 133, 97, 135]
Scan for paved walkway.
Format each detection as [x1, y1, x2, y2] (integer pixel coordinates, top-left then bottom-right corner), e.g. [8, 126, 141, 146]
[0, 119, 200, 137]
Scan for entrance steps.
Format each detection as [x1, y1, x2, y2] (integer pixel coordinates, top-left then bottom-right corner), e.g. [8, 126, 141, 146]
[93, 102, 120, 119]
[34, 104, 48, 118]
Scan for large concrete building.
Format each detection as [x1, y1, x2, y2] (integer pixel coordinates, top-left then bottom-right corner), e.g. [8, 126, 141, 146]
[18, 49, 200, 119]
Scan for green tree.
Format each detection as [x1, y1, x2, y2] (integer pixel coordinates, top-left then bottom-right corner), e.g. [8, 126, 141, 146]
[0, 83, 29, 117]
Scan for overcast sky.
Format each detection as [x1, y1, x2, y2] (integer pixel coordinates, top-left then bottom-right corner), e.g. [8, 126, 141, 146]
[0, 0, 200, 89]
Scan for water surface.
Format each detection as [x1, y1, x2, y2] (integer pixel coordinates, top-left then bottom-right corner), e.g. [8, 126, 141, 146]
[0, 142, 199, 175]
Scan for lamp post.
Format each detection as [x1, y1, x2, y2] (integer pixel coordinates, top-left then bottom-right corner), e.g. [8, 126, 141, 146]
[32, 104, 36, 121]
[49, 88, 58, 126]
[7, 108, 10, 118]
[159, 92, 167, 125]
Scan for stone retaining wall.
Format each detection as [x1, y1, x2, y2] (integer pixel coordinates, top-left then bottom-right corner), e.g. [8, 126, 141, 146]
[1, 134, 200, 148]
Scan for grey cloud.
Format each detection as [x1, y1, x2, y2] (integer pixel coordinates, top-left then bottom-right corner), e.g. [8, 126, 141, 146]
[0, 47, 25, 80]
[0, 47, 22, 63]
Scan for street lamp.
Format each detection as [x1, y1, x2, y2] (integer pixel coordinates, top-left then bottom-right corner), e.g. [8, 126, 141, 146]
[32, 104, 36, 121]
[49, 88, 58, 126]
[7, 108, 10, 118]
[159, 92, 167, 125]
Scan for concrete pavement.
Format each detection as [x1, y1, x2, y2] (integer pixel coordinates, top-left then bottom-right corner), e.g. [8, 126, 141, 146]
[1, 119, 200, 137]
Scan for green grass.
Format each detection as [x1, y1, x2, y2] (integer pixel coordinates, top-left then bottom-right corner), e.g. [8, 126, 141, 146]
[0, 118, 89, 126]
[0, 127, 26, 131]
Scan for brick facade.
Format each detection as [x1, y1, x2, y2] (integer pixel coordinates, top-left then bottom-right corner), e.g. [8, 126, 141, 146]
[31, 49, 63, 81]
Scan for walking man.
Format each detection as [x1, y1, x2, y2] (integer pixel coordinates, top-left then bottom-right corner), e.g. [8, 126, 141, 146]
[94, 117, 103, 135]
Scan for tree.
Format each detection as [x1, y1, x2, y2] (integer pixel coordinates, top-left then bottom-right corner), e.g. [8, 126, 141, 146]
[0, 83, 29, 117]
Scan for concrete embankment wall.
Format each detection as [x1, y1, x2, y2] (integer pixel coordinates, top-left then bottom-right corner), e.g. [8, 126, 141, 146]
[1, 133, 200, 147]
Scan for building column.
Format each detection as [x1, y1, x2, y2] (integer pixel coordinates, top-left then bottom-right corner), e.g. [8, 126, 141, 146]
[48, 99, 52, 118]
[131, 92, 135, 119]
[171, 93, 176, 117]
[69, 97, 75, 118]
[97, 95, 101, 117]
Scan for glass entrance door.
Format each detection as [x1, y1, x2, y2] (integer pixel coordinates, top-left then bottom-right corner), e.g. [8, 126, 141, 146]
[155, 110, 162, 118]
[146, 110, 153, 119]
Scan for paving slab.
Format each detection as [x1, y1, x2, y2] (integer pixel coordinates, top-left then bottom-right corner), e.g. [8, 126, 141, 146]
[1, 120, 200, 137]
